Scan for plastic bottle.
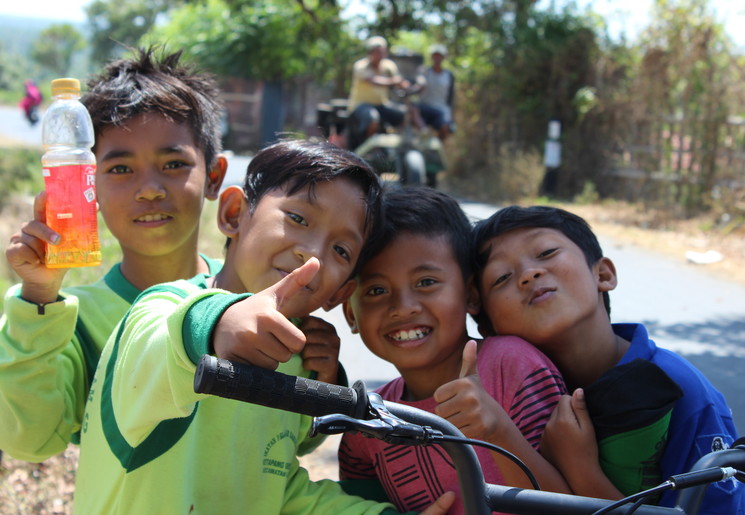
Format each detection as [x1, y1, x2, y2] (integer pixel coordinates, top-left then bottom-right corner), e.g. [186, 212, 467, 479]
[41, 78, 101, 268]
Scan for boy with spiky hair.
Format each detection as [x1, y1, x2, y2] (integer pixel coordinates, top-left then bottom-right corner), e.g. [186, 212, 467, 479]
[1, 46, 227, 462]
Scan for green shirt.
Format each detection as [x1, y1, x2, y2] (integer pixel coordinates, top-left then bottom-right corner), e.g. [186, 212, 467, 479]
[0, 256, 222, 462]
[74, 275, 397, 514]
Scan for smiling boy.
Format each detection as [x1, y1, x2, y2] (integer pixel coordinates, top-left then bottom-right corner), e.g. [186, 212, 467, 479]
[0, 47, 226, 463]
[73, 140, 453, 515]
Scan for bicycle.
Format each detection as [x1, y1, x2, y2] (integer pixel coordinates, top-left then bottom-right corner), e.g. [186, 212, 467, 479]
[193, 354, 745, 515]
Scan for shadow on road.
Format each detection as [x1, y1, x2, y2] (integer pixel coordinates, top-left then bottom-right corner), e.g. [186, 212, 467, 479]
[642, 315, 745, 434]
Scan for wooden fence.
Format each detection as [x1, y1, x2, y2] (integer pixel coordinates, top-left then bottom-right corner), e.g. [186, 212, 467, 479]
[606, 115, 745, 209]
[219, 76, 330, 153]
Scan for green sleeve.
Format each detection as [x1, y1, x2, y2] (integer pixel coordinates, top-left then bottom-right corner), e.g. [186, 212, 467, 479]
[108, 284, 235, 443]
[338, 479, 391, 503]
[182, 290, 251, 364]
[280, 461, 397, 514]
[0, 284, 85, 462]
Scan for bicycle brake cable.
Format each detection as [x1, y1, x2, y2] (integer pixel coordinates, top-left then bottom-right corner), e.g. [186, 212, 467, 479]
[591, 466, 741, 515]
[429, 434, 541, 490]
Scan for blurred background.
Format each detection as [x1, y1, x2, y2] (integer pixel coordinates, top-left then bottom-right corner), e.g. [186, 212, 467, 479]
[1, 0, 745, 210]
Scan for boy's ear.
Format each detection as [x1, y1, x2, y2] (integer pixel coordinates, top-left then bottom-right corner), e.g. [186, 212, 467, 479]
[341, 299, 359, 334]
[216, 185, 246, 238]
[596, 256, 618, 292]
[465, 276, 481, 316]
[323, 279, 357, 312]
[205, 155, 228, 200]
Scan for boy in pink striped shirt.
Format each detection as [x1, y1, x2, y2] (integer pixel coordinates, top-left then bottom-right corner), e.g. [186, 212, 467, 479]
[339, 187, 571, 514]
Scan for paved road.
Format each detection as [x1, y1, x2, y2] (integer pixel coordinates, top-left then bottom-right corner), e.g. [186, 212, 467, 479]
[0, 104, 43, 146]
[3, 105, 744, 434]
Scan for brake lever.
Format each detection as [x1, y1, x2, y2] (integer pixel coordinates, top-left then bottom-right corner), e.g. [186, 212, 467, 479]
[310, 391, 443, 445]
[311, 413, 398, 439]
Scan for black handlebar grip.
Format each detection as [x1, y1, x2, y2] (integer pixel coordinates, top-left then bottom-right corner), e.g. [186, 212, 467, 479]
[194, 354, 368, 419]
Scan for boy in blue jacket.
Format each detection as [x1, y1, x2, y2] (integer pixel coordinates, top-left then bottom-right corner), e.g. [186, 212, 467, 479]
[471, 204, 743, 513]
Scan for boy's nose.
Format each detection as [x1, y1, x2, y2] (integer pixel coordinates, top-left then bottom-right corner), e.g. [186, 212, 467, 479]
[520, 268, 543, 285]
[294, 244, 321, 265]
[136, 177, 167, 201]
[390, 292, 421, 318]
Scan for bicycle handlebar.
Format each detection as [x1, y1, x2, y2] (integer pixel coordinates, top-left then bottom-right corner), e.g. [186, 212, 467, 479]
[194, 355, 743, 515]
[193, 353, 370, 419]
[194, 355, 491, 514]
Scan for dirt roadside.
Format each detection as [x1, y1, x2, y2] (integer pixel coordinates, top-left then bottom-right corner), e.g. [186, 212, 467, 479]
[565, 202, 745, 287]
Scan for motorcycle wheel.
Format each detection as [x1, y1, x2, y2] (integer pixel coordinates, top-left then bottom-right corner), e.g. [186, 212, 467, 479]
[401, 149, 425, 185]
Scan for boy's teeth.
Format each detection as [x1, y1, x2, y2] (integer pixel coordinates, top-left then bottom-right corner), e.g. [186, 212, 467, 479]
[390, 328, 428, 341]
[139, 214, 167, 222]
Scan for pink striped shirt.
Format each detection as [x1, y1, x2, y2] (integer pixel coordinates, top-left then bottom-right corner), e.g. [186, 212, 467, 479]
[339, 335, 566, 514]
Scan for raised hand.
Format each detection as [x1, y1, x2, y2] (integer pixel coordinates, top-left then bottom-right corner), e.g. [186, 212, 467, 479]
[5, 191, 68, 304]
[433, 340, 507, 442]
[212, 258, 320, 370]
[419, 491, 456, 515]
[541, 388, 597, 470]
[541, 388, 621, 498]
[298, 315, 340, 384]
[437, 342, 574, 492]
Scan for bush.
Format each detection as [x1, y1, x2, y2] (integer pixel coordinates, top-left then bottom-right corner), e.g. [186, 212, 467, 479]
[0, 147, 43, 206]
[445, 146, 544, 203]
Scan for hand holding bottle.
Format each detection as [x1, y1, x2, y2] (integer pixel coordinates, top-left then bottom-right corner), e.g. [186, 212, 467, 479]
[5, 191, 69, 305]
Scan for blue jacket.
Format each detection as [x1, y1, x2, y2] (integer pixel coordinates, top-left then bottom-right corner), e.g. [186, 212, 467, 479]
[614, 323, 743, 513]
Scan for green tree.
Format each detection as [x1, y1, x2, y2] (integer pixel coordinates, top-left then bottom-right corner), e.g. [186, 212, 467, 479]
[85, 0, 185, 66]
[433, 3, 606, 199]
[146, 0, 352, 82]
[30, 24, 85, 77]
[630, 0, 737, 211]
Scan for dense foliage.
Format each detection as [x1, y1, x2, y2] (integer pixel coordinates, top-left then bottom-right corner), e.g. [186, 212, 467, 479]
[147, 0, 358, 84]
[2, 0, 743, 216]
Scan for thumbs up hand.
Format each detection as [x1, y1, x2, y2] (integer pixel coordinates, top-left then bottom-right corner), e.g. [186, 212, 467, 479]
[434, 340, 508, 442]
[458, 338, 479, 379]
[212, 258, 320, 370]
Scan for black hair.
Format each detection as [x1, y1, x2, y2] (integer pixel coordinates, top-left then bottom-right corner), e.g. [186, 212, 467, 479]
[82, 45, 223, 169]
[238, 139, 382, 268]
[359, 186, 473, 280]
[471, 205, 611, 333]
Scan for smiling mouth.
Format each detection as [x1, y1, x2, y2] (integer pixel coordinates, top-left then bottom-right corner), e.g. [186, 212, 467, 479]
[134, 213, 172, 223]
[388, 327, 431, 342]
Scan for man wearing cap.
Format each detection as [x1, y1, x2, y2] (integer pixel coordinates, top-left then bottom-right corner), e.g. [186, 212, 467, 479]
[415, 44, 455, 141]
[347, 36, 410, 148]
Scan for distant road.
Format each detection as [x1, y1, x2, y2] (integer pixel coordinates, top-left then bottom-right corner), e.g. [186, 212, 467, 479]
[2, 104, 744, 434]
[0, 104, 43, 146]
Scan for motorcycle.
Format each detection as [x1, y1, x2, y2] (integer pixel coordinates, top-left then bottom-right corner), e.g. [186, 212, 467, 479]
[20, 80, 43, 126]
[317, 52, 447, 188]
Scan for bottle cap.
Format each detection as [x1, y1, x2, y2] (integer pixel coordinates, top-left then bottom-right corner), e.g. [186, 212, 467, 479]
[51, 78, 81, 96]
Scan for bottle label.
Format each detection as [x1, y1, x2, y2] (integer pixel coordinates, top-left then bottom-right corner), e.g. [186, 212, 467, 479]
[43, 164, 102, 268]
